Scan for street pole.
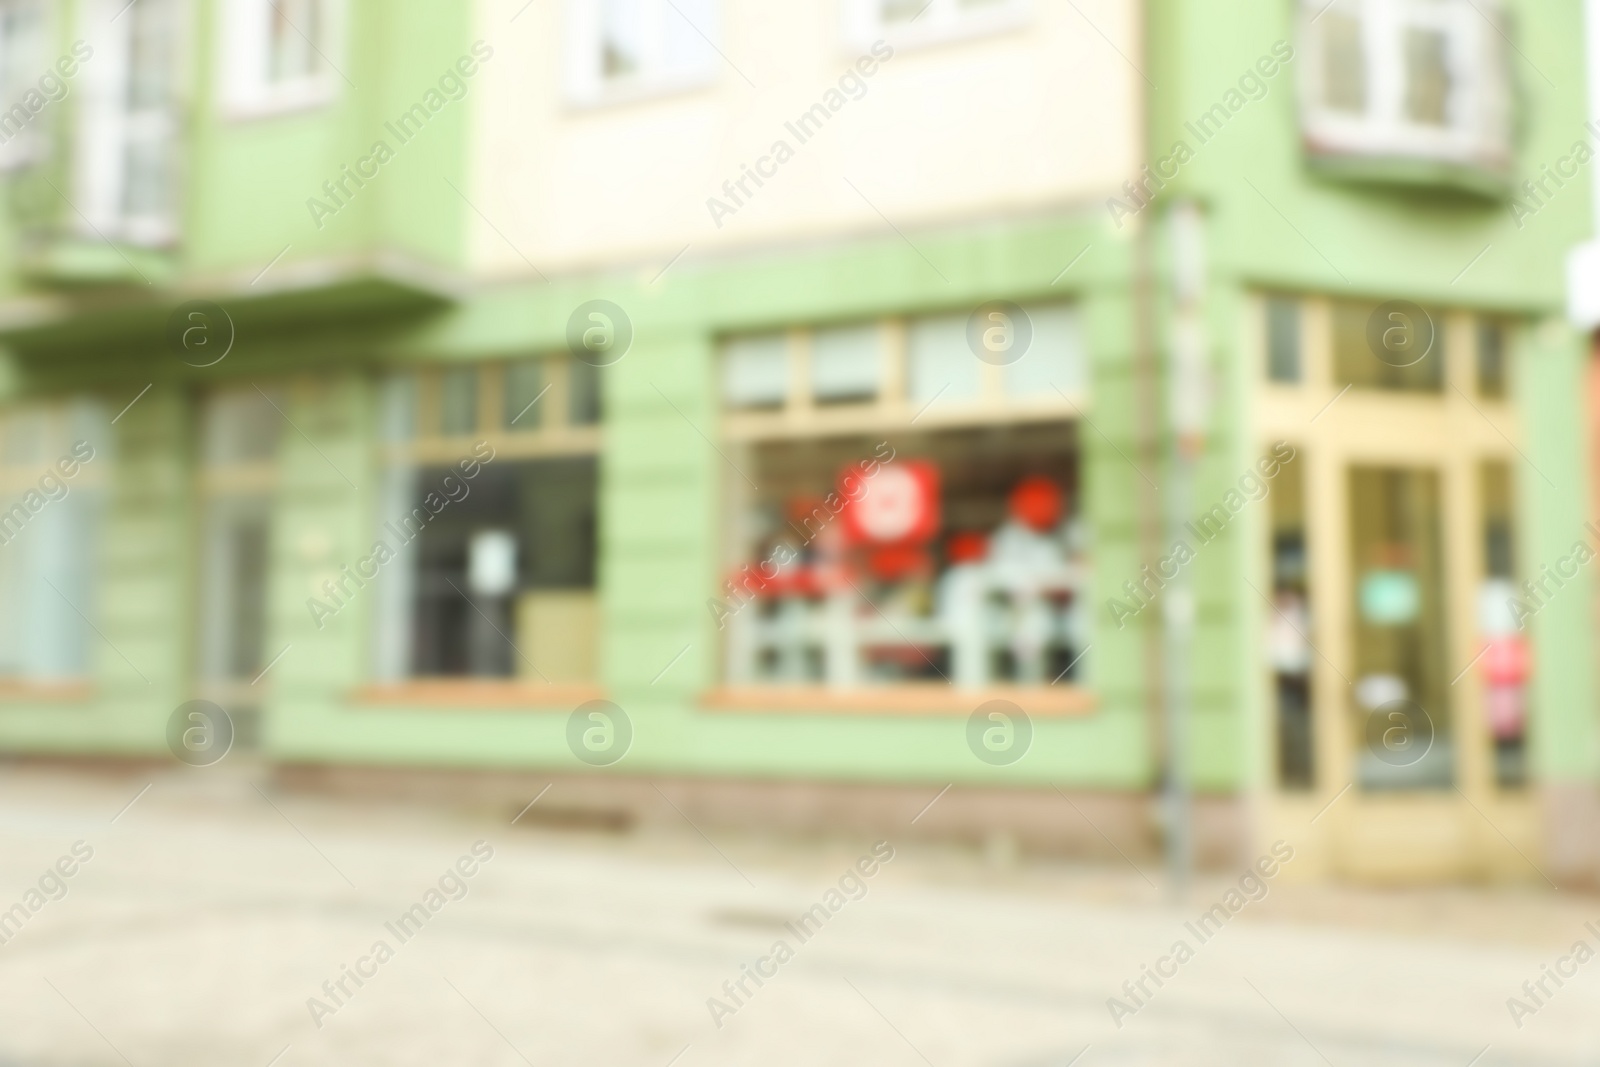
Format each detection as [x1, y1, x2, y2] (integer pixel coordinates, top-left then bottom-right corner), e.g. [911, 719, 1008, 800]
[1164, 201, 1208, 901]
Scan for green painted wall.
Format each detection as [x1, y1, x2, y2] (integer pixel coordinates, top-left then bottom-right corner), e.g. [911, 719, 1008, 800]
[0, 0, 1592, 808]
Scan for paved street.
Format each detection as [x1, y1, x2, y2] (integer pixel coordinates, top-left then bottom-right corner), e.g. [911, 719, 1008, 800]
[0, 764, 1594, 1067]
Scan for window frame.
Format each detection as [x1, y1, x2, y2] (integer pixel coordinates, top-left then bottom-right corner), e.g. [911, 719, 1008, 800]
[563, 0, 721, 107]
[1298, 0, 1511, 179]
[0, 0, 47, 172]
[193, 386, 285, 700]
[217, 0, 344, 120]
[719, 306, 1089, 442]
[713, 307, 1094, 710]
[74, 0, 187, 246]
[841, 0, 1032, 53]
[0, 398, 110, 692]
[370, 358, 604, 692]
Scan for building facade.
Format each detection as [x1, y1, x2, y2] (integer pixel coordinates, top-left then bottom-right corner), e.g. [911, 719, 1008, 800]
[0, 0, 1593, 883]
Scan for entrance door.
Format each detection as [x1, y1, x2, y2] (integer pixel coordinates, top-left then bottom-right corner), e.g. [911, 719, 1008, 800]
[1348, 465, 1452, 792]
[1257, 297, 1535, 883]
[193, 388, 285, 750]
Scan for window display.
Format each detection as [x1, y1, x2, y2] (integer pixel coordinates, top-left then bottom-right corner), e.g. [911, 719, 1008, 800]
[720, 425, 1086, 689]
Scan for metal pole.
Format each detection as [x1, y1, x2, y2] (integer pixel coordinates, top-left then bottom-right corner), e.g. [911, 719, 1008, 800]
[1164, 201, 1208, 900]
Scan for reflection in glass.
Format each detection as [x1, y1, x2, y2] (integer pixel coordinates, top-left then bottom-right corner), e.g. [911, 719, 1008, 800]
[1349, 466, 1451, 790]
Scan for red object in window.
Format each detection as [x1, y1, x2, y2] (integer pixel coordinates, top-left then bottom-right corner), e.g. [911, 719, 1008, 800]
[1009, 475, 1063, 532]
[866, 543, 930, 581]
[1481, 636, 1530, 686]
[843, 461, 940, 545]
[946, 530, 988, 564]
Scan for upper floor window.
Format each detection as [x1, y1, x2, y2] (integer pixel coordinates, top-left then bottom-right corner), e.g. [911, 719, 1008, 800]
[1300, 0, 1510, 178]
[0, 0, 44, 170]
[220, 0, 341, 117]
[76, 0, 179, 244]
[845, 0, 1028, 49]
[565, 0, 718, 105]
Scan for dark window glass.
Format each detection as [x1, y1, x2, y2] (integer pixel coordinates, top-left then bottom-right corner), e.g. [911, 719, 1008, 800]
[1477, 320, 1506, 399]
[1268, 447, 1312, 789]
[570, 360, 602, 426]
[410, 458, 598, 678]
[1267, 297, 1301, 383]
[440, 368, 478, 435]
[504, 361, 545, 431]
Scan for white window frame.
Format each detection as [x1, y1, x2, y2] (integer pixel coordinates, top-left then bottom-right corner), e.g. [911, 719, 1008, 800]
[1299, 0, 1511, 173]
[563, 0, 720, 106]
[842, 0, 1030, 53]
[0, 0, 46, 172]
[218, 0, 343, 119]
[75, 0, 185, 247]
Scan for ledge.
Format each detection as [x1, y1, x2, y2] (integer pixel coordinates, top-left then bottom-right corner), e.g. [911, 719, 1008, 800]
[0, 679, 94, 703]
[348, 680, 604, 710]
[699, 684, 1097, 716]
[1302, 146, 1510, 201]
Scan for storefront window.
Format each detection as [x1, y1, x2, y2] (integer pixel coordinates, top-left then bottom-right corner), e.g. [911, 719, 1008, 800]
[1478, 460, 1525, 788]
[0, 398, 110, 682]
[717, 307, 1089, 692]
[373, 359, 601, 683]
[1268, 446, 1312, 789]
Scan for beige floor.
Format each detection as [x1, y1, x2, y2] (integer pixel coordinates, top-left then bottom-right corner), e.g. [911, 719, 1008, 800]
[0, 762, 1594, 1067]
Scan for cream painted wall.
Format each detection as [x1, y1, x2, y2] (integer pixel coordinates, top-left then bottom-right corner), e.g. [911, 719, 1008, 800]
[470, 0, 1141, 276]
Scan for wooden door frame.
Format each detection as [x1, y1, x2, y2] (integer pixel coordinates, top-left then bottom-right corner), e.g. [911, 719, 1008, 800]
[1250, 294, 1536, 882]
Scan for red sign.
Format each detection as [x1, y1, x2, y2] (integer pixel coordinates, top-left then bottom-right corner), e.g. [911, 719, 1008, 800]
[844, 461, 939, 545]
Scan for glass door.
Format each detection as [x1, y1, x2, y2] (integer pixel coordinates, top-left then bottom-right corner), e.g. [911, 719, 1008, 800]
[1347, 466, 1451, 790]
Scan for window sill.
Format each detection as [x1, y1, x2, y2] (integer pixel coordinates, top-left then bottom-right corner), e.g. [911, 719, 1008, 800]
[348, 680, 604, 709]
[220, 83, 341, 123]
[1302, 141, 1510, 200]
[564, 71, 719, 114]
[700, 684, 1096, 716]
[0, 680, 94, 703]
[848, 7, 1031, 57]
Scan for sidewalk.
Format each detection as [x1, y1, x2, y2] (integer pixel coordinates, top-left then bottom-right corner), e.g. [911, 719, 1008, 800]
[0, 764, 1592, 1066]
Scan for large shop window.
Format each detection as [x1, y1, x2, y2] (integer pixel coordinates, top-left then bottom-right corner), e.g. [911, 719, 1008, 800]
[0, 399, 110, 685]
[1299, 0, 1510, 178]
[718, 308, 1089, 695]
[372, 359, 601, 684]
